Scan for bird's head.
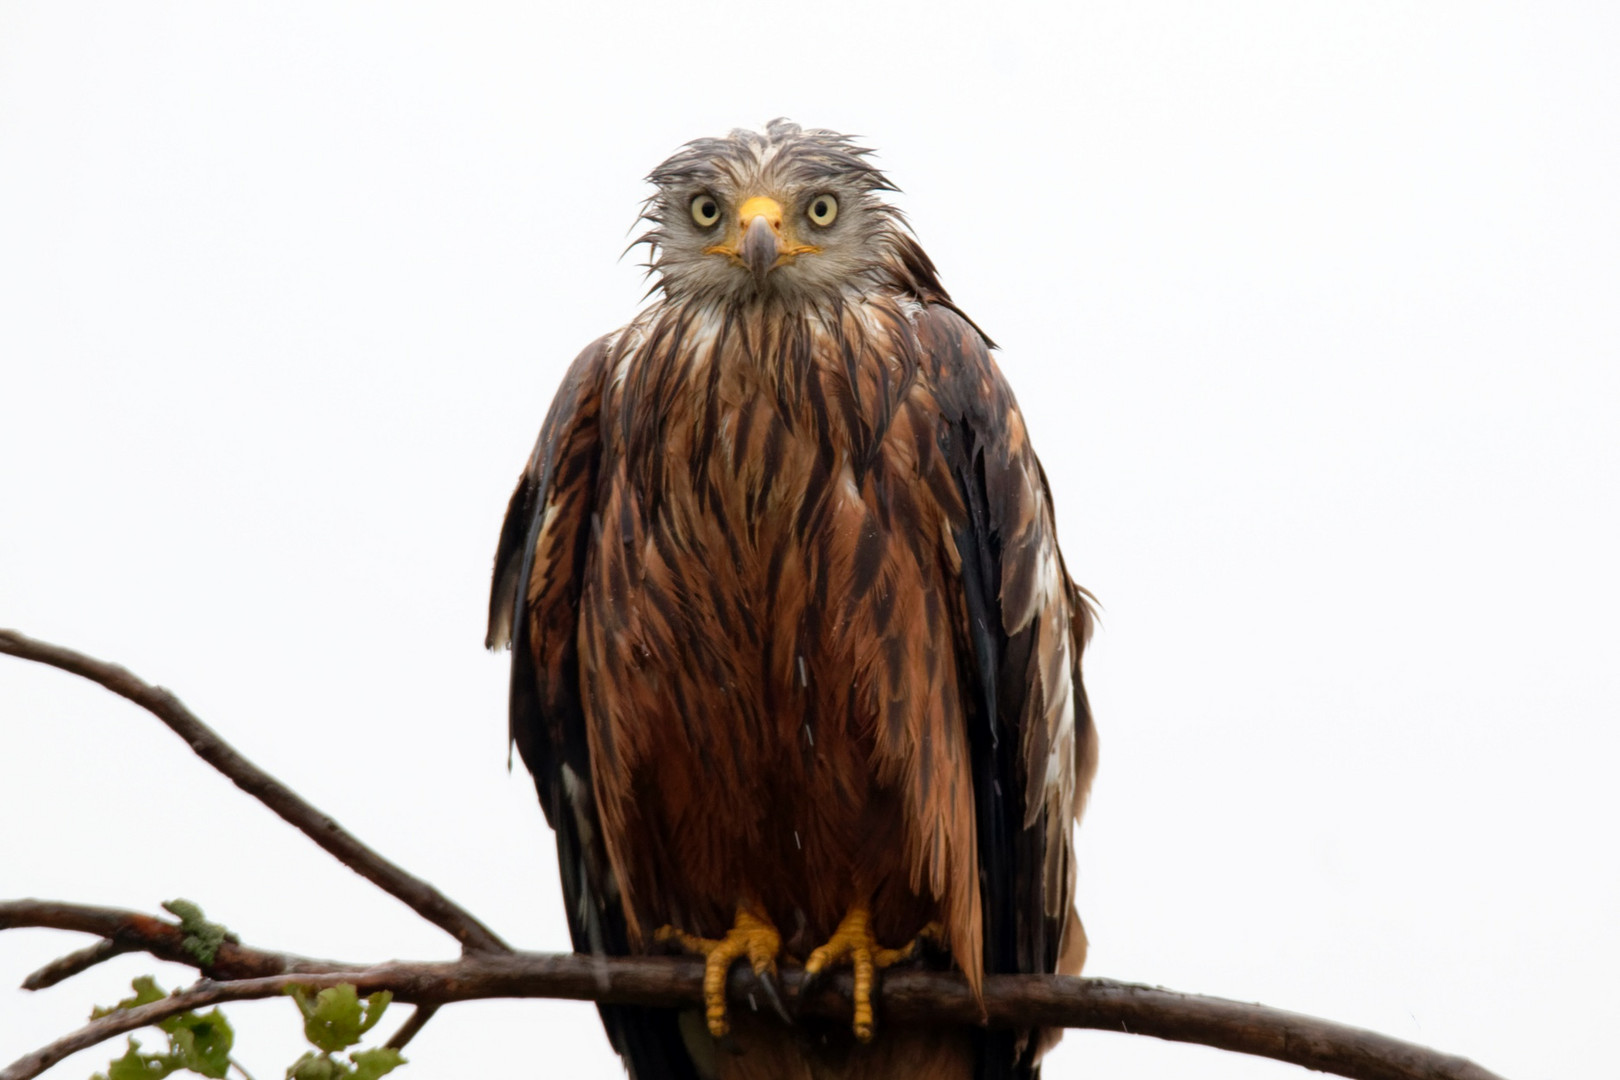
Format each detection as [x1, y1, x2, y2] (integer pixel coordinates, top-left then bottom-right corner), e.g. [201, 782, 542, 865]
[637, 120, 918, 306]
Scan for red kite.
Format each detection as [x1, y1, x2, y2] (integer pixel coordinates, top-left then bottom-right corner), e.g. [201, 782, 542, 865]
[489, 120, 1097, 1080]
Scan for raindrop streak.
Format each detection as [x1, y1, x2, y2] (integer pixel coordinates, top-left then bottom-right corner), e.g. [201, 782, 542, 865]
[793, 830, 801, 850]
[797, 655, 808, 687]
[802, 723, 815, 747]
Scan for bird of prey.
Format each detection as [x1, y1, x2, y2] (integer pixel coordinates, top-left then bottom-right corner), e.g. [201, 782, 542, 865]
[488, 120, 1097, 1080]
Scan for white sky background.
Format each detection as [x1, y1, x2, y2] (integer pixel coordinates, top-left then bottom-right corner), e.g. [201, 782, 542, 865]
[1, 2, 1616, 1078]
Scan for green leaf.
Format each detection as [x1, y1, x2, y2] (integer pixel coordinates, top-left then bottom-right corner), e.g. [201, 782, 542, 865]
[286, 985, 392, 1053]
[165, 1008, 234, 1078]
[90, 980, 236, 1080]
[92, 1037, 181, 1080]
[161, 899, 238, 967]
[284, 1052, 338, 1080]
[346, 1048, 405, 1080]
[353, 993, 391, 1038]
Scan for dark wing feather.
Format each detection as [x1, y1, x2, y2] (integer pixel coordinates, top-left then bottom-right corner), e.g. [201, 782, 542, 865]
[918, 305, 1095, 1080]
[488, 335, 699, 1080]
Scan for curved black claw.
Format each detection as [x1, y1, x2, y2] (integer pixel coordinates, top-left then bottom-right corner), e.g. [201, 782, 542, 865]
[750, 965, 792, 1026]
[792, 962, 827, 1020]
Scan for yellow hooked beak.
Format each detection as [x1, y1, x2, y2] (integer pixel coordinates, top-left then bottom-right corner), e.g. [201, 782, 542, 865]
[704, 196, 820, 285]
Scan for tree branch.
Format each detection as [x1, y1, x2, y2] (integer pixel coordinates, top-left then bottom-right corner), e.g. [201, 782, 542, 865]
[0, 940, 1509, 1080]
[1, 630, 1511, 1080]
[21, 940, 134, 992]
[0, 629, 508, 956]
[383, 1005, 439, 1051]
[1, 899, 358, 983]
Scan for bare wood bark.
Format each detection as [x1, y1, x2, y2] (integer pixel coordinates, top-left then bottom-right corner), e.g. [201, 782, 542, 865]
[0, 629, 507, 956]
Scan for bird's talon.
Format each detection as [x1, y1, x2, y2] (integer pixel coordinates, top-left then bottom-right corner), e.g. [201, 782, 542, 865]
[872, 920, 945, 967]
[657, 906, 782, 1039]
[655, 924, 717, 954]
[804, 905, 932, 1042]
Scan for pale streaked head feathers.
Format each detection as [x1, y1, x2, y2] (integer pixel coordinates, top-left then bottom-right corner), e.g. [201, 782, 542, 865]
[637, 119, 919, 306]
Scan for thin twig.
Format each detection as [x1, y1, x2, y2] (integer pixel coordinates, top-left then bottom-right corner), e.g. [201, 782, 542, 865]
[21, 939, 133, 991]
[0, 629, 508, 956]
[0, 949, 1510, 1080]
[383, 1004, 439, 1051]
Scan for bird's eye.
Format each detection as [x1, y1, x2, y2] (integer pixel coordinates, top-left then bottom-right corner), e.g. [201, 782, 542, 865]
[690, 194, 721, 229]
[806, 194, 838, 227]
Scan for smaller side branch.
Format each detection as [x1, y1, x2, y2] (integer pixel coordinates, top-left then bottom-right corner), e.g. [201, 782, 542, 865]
[383, 1005, 439, 1051]
[0, 629, 507, 956]
[22, 941, 133, 992]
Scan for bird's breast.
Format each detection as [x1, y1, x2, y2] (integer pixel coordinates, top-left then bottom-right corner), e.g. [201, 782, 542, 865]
[573, 300, 979, 952]
[580, 299, 947, 786]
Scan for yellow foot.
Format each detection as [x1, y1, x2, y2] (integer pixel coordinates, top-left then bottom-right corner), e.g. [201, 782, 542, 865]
[804, 906, 943, 1042]
[656, 906, 783, 1038]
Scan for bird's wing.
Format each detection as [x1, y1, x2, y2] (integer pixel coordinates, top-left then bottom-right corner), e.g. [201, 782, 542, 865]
[915, 303, 1098, 1073]
[488, 333, 699, 1080]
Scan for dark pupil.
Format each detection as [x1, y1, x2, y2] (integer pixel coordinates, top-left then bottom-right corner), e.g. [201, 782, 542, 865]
[700, 200, 715, 219]
[814, 200, 828, 217]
